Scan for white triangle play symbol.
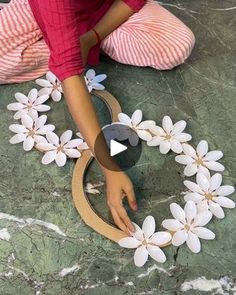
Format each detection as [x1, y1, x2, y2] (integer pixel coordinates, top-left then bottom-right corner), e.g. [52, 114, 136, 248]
[110, 139, 127, 157]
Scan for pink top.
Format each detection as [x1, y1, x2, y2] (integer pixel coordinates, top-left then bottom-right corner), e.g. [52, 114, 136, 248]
[28, 0, 146, 82]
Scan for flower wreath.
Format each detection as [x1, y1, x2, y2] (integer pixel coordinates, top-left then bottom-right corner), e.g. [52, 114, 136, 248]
[6, 70, 235, 268]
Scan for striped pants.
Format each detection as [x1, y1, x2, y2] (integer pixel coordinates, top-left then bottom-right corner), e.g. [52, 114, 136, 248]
[0, 0, 195, 84]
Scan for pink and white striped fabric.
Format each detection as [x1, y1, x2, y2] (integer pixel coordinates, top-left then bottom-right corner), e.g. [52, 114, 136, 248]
[0, 0, 195, 84]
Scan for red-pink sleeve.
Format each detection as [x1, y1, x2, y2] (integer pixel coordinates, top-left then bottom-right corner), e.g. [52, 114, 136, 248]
[122, 0, 146, 12]
[36, 0, 85, 82]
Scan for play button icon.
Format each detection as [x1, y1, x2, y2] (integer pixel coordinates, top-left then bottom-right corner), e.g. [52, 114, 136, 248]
[94, 123, 142, 171]
[110, 139, 127, 157]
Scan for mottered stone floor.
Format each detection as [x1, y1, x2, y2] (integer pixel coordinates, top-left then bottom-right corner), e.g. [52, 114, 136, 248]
[0, 0, 235, 294]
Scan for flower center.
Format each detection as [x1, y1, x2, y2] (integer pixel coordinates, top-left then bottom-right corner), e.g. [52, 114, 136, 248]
[205, 193, 213, 200]
[142, 239, 148, 246]
[195, 157, 204, 166]
[28, 129, 35, 137]
[165, 134, 172, 140]
[53, 84, 60, 91]
[27, 103, 32, 109]
[57, 145, 64, 153]
[184, 224, 191, 231]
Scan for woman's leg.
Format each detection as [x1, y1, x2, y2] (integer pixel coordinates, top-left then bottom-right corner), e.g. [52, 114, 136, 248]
[100, 0, 195, 70]
[0, 0, 49, 84]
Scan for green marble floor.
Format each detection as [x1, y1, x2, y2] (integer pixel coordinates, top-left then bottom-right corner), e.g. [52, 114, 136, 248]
[0, 0, 236, 294]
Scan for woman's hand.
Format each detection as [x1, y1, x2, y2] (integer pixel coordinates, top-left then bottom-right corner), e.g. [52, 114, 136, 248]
[105, 170, 138, 235]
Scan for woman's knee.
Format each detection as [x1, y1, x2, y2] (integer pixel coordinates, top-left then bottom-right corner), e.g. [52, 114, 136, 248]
[158, 25, 196, 70]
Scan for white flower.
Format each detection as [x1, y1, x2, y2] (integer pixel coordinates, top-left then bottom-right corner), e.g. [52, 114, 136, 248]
[175, 140, 224, 177]
[9, 113, 55, 151]
[36, 71, 63, 102]
[36, 130, 83, 167]
[117, 109, 155, 145]
[162, 201, 215, 253]
[184, 172, 235, 219]
[84, 69, 107, 92]
[75, 132, 89, 151]
[118, 216, 172, 267]
[147, 116, 192, 154]
[7, 89, 50, 120]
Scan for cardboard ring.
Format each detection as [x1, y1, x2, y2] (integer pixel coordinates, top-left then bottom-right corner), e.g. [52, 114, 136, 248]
[71, 89, 171, 247]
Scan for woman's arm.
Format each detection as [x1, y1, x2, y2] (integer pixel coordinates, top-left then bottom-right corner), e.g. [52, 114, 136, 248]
[34, 0, 145, 235]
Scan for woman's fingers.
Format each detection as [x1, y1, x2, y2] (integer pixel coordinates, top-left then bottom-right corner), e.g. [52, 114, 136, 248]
[116, 205, 135, 233]
[123, 185, 138, 211]
[110, 207, 131, 235]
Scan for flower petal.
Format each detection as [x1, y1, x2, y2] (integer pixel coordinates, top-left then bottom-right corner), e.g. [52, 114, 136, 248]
[36, 142, 55, 151]
[170, 203, 186, 223]
[161, 219, 184, 231]
[197, 199, 209, 212]
[186, 231, 201, 253]
[35, 78, 52, 87]
[42, 150, 57, 164]
[64, 149, 81, 158]
[184, 164, 198, 177]
[171, 120, 186, 135]
[184, 201, 197, 224]
[175, 155, 194, 165]
[21, 114, 33, 129]
[35, 94, 50, 105]
[34, 105, 51, 112]
[197, 140, 208, 157]
[93, 74, 107, 83]
[215, 185, 235, 196]
[130, 222, 144, 241]
[149, 231, 172, 246]
[204, 151, 223, 161]
[118, 237, 141, 248]
[191, 227, 215, 240]
[214, 197, 235, 208]
[46, 132, 59, 146]
[9, 133, 26, 144]
[60, 130, 73, 145]
[118, 113, 132, 127]
[209, 173, 222, 192]
[64, 139, 83, 148]
[131, 109, 142, 127]
[149, 125, 165, 136]
[9, 124, 28, 133]
[38, 88, 52, 96]
[136, 129, 152, 141]
[170, 138, 183, 153]
[35, 115, 47, 130]
[184, 193, 204, 203]
[196, 173, 210, 192]
[172, 230, 188, 246]
[15, 92, 28, 104]
[184, 180, 203, 194]
[147, 244, 166, 263]
[7, 102, 24, 111]
[23, 136, 35, 151]
[162, 116, 173, 134]
[134, 245, 149, 267]
[86, 69, 95, 81]
[137, 120, 155, 129]
[204, 161, 225, 172]
[182, 143, 197, 158]
[193, 210, 212, 227]
[51, 90, 62, 102]
[46, 71, 57, 83]
[173, 133, 192, 142]
[28, 88, 38, 103]
[142, 216, 156, 239]
[55, 151, 67, 167]
[209, 201, 225, 219]
[159, 140, 171, 154]
[147, 136, 162, 146]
